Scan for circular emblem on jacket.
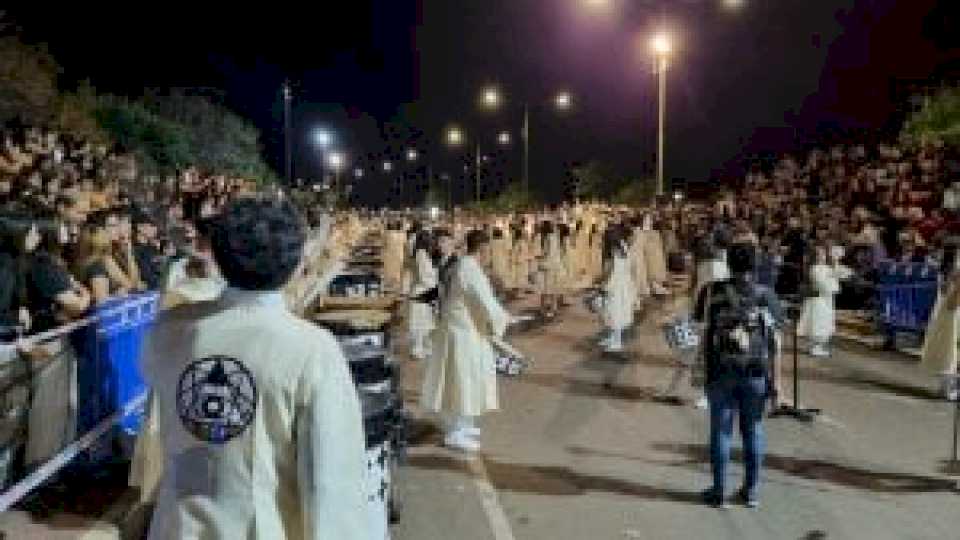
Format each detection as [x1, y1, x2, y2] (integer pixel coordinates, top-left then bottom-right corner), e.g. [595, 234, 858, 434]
[176, 355, 258, 444]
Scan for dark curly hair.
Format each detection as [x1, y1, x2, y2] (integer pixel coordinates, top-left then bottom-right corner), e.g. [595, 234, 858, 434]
[210, 196, 306, 291]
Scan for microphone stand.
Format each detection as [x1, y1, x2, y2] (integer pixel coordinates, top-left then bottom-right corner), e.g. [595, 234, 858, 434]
[770, 258, 822, 422]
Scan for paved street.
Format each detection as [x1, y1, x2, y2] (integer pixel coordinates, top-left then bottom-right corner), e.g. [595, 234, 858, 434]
[393, 293, 960, 540]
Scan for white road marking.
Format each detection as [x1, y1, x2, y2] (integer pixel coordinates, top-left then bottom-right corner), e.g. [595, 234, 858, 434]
[468, 457, 517, 540]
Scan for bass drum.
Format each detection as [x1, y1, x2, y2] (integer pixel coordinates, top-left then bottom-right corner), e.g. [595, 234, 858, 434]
[361, 391, 402, 533]
[313, 310, 391, 351]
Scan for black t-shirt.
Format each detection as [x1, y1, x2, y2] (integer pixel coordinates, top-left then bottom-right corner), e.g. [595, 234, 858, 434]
[133, 242, 164, 290]
[26, 251, 72, 334]
[0, 253, 21, 332]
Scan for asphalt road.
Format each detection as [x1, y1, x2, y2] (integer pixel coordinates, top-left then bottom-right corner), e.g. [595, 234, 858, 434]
[393, 293, 960, 540]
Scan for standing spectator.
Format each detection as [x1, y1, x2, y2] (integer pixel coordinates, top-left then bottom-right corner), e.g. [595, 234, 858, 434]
[71, 210, 135, 303]
[132, 210, 165, 291]
[695, 243, 784, 508]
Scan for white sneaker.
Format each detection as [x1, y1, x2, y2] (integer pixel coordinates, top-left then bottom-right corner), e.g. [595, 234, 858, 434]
[444, 432, 480, 452]
[695, 396, 709, 410]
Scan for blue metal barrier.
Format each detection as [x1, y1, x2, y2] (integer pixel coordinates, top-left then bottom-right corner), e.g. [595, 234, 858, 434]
[74, 292, 159, 461]
[875, 262, 938, 337]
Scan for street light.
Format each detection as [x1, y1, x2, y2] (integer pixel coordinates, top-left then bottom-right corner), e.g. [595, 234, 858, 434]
[406, 148, 419, 162]
[327, 151, 345, 171]
[497, 131, 512, 145]
[554, 91, 573, 111]
[651, 32, 673, 197]
[354, 167, 364, 179]
[313, 128, 333, 149]
[481, 87, 501, 110]
[382, 160, 393, 172]
[722, 0, 745, 9]
[446, 127, 464, 147]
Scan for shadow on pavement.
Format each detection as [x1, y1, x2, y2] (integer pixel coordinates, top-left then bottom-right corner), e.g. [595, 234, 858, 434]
[796, 366, 940, 402]
[406, 453, 703, 504]
[650, 442, 957, 494]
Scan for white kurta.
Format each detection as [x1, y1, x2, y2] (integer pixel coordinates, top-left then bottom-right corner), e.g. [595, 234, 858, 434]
[143, 289, 372, 540]
[408, 248, 437, 333]
[602, 251, 635, 331]
[922, 289, 960, 375]
[639, 229, 668, 285]
[382, 231, 406, 291]
[630, 228, 651, 300]
[421, 256, 509, 417]
[798, 264, 841, 339]
[694, 257, 730, 302]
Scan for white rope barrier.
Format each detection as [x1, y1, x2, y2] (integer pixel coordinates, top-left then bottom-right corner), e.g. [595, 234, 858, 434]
[0, 390, 148, 512]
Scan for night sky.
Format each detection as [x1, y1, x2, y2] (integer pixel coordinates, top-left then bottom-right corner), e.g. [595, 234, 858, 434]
[6, 0, 959, 205]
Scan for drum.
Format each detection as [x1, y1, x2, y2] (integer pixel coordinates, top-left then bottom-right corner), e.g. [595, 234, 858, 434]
[329, 271, 383, 298]
[364, 440, 391, 539]
[361, 391, 401, 537]
[313, 310, 392, 350]
[344, 343, 395, 390]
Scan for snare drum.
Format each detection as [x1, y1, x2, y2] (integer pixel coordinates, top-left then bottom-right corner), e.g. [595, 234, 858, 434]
[342, 344, 395, 388]
[313, 310, 392, 350]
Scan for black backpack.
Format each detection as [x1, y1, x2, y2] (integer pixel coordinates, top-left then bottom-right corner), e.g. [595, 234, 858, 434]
[708, 282, 773, 372]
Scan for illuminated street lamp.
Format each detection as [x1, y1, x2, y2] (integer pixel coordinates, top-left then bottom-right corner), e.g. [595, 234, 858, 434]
[446, 126, 464, 147]
[327, 151, 345, 171]
[406, 148, 419, 162]
[497, 131, 512, 146]
[481, 87, 501, 110]
[313, 128, 333, 149]
[651, 32, 673, 197]
[722, 0, 745, 9]
[382, 160, 393, 173]
[554, 91, 573, 111]
[354, 167, 364, 179]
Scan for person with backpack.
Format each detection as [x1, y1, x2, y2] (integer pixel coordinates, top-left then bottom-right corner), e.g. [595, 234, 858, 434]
[695, 242, 785, 509]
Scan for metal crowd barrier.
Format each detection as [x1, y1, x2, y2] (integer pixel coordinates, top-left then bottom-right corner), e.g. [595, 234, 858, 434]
[0, 292, 159, 509]
[874, 262, 938, 336]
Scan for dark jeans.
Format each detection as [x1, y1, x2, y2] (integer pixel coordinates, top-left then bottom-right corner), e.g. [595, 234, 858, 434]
[706, 373, 768, 498]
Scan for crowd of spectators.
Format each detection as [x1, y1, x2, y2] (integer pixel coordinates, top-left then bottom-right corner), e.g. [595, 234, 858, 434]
[0, 123, 260, 340]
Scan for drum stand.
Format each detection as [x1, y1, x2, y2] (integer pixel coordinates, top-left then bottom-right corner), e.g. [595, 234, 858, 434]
[770, 301, 821, 422]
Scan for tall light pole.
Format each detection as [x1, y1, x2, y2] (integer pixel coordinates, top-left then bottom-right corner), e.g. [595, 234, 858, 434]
[313, 128, 332, 186]
[283, 81, 292, 184]
[327, 151, 345, 205]
[652, 33, 672, 198]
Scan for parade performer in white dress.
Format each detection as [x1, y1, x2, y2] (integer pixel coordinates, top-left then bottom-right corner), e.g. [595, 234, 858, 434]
[630, 220, 651, 305]
[922, 245, 960, 399]
[142, 198, 371, 540]
[600, 227, 635, 352]
[407, 231, 438, 360]
[382, 221, 406, 292]
[797, 245, 848, 358]
[421, 230, 512, 452]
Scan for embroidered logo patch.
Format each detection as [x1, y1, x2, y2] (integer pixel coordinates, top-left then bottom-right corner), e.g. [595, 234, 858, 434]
[177, 355, 258, 444]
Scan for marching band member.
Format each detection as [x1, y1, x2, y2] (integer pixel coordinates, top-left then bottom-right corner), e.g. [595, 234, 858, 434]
[600, 226, 635, 352]
[143, 198, 371, 540]
[407, 230, 438, 360]
[421, 230, 512, 452]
